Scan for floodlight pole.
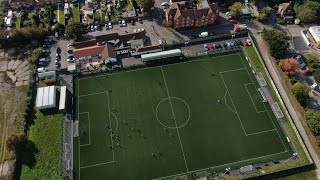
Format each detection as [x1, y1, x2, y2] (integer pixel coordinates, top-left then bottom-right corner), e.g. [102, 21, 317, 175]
[220, 167, 231, 177]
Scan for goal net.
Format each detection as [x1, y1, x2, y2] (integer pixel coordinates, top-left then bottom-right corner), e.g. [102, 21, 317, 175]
[73, 121, 79, 137]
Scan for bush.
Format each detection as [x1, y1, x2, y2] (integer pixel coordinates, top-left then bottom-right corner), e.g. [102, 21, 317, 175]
[314, 70, 320, 83]
[291, 82, 310, 107]
[277, 18, 285, 25]
[306, 111, 320, 142]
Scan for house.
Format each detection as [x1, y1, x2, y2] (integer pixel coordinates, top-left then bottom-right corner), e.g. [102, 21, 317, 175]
[165, 0, 219, 29]
[278, 1, 294, 23]
[73, 43, 116, 63]
[306, 26, 320, 49]
[81, 0, 94, 24]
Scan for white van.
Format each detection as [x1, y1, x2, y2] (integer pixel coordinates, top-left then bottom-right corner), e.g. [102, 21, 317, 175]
[199, 32, 208, 38]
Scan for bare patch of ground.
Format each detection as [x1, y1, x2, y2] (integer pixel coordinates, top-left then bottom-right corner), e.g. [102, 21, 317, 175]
[0, 69, 29, 179]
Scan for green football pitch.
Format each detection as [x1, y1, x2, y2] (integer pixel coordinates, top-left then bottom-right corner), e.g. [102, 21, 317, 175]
[73, 52, 293, 180]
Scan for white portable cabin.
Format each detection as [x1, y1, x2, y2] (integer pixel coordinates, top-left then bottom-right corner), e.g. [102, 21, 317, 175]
[36, 86, 56, 109]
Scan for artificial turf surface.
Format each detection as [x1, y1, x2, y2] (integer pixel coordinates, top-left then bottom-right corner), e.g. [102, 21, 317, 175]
[73, 52, 293, 180]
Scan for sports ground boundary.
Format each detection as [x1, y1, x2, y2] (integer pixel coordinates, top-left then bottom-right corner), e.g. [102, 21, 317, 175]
[74, 52, 294, 180]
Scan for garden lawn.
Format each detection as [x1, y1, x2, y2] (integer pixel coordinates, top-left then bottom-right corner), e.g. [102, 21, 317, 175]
[20, 110, 63, 180]
[16, 15, 21, 29]
[72, 5, 80, 22]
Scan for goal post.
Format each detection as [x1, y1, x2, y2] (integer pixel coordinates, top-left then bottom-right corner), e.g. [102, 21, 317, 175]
[73, 121, 79, 137]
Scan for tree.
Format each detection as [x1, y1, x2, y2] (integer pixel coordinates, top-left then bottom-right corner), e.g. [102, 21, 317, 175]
[297, 8, 317, 24]
[262, 30, 289, 59]
[65, 21, 88, 39]
[297, 1, 320, 24]
[52, 22, 64, 32]
[256, 7, 272, 22]
[306, 111, 320, 138]
[291, 82, 310, 107]
[314, 70, 320, 84]
[6, 133, 27, 152]
[281, 58, 300, 77]
[228, 2, 242, 19]
[136, 0, 154, 13]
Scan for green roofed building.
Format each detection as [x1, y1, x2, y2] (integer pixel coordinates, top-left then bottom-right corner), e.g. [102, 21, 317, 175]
[141, 49, 182, 62]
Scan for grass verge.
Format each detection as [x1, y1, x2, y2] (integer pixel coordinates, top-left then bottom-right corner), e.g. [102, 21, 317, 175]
[243, 45, 312, 177]
[20, 110, 63, 180]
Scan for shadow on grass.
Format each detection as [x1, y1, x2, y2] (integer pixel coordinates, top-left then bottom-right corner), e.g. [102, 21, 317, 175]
[12, 140, 39, 180]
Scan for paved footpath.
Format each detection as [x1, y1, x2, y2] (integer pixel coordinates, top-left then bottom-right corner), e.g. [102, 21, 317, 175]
[254, 32, 320, 179]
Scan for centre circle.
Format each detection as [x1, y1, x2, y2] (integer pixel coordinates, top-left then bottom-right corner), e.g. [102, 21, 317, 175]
[155, 97, 190, 129]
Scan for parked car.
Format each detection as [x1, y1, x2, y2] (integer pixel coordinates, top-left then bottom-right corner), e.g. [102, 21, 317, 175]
[159, 39, 163, 45]
[108, 22, 112, 29]
[311, 83, 318, 90]
[121, 20, 126, 26]
[229, 19, 237, 23]
[203, 44, 208, 51]
[247, 39, 252, 46]
[242, 39, 248, 46]
[209, 43, 214, 52]
[37, 67, 48, 73]
[138, 18, 143, 24]
[131, 20, 135, 25]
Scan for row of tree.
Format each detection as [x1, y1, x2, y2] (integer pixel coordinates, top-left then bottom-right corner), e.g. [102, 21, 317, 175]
[262, 29, 289, 59]
[0, 27, 47, 49]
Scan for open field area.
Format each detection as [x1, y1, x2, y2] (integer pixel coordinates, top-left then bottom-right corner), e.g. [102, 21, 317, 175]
[20, 110, 63, 180]
[0, 73, 28, 179]
[74, 52, 293, 180]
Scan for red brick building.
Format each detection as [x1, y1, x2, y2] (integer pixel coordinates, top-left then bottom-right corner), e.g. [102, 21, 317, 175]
[165, 0, 219, 29]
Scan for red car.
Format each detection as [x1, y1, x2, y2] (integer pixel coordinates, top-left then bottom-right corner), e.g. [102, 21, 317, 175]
[138, 18, 143, 24]
[229, 19, 237, 23]
[131, 20, 135, 25]
[242, 39, 248, 46]
[209, 43, 214, 52]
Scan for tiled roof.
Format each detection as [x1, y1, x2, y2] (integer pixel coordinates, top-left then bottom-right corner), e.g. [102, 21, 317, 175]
[73, 43, 115, 59]
[168, 0, 218, 21]
[95, 31, 146, 43]
[73, 39, 97, 49]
